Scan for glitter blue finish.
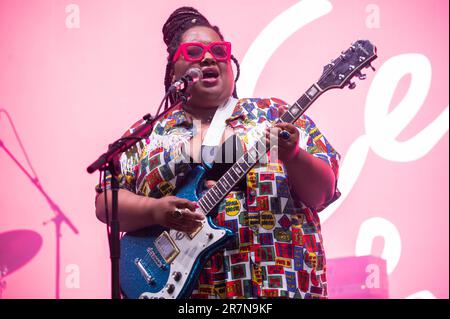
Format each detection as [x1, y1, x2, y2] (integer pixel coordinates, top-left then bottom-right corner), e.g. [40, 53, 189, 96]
[120, 165, 233, 299]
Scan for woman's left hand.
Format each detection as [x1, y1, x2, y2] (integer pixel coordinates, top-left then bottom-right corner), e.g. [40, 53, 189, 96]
[265, 123, 300, 163]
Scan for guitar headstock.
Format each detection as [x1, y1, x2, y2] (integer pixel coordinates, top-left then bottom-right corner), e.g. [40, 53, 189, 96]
[317, 40, 377, 91]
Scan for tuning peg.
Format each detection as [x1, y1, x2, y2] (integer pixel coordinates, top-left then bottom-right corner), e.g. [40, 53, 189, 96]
[356, 71, 367, 80]
[348, 81, 356, 89]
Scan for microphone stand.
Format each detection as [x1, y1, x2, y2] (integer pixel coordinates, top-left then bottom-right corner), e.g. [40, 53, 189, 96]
[87, 93, 187, 299]
[0, 138, 79, 299]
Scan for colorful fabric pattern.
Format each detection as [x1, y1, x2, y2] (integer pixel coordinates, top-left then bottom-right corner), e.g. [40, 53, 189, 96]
[96, 97, 341, 299]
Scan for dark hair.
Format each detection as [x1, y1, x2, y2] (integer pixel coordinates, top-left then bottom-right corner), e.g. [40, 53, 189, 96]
[162, 7, 240, 106]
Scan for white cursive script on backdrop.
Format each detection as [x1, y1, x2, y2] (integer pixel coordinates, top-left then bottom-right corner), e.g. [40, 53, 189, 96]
[238, 0, 333, 97]
[238, 0, 449, 297]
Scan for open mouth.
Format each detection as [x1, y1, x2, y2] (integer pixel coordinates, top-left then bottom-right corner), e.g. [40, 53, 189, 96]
[201, 68, 219, 80]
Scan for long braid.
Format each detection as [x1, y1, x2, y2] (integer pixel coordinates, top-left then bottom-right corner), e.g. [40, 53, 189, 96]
[163, 60, 173, 96]
[230, 54, 240, 98]
[162, 7, 240, 107]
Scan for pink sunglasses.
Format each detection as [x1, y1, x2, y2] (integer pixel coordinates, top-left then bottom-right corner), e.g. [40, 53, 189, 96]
[172, 41, 231, 62]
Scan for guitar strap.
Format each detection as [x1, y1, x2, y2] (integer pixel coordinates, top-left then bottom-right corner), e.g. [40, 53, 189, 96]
[201, 97, 238, 166]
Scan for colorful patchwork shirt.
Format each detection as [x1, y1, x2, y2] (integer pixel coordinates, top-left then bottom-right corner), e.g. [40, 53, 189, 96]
[96, 97, 341, 299]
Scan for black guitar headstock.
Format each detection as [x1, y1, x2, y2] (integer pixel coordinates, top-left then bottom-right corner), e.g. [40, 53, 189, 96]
[317, 40, 377, 91]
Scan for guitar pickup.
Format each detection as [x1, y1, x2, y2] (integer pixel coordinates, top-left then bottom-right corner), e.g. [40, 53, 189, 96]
[155, 231, 180, 264]
[187, 222, 203, 239]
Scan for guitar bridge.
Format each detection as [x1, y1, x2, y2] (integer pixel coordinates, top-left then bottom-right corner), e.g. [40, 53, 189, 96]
[134, 258, 155, 285]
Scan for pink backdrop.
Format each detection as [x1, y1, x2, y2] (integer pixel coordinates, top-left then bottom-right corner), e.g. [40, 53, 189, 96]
[0, 0, 448, 299]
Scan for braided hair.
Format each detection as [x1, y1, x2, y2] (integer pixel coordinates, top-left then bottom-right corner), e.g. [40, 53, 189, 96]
[162, 7, 240, 107]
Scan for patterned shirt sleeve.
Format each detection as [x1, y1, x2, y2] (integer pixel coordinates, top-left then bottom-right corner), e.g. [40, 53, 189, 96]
[94, 150, 140, 198]
[294, 114, 341, 211]
[268, 97, 341, 211]
[94, 121, 145, 200]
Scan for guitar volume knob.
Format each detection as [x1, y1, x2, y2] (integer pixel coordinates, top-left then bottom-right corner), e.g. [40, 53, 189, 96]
[166, 283, 175, 294]
[172, 271, 182, 281]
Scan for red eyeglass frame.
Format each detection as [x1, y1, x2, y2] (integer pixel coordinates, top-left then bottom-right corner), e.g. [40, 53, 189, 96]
[172, 41, 232, 62]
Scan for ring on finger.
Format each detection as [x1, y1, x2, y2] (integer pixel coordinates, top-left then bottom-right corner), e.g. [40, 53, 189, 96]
[279, 130, 291, 140]
[172, 208, 183, 219]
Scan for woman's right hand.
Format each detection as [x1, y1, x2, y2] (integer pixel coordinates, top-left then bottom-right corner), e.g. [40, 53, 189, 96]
[150, 196, 205, 232]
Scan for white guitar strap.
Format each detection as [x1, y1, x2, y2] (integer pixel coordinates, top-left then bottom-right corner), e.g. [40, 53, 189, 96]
[202, 97, 238, 147]
[200, 97, 238, 166]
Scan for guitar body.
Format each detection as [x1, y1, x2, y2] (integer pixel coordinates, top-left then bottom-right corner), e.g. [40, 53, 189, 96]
[119, 165, 234, 299]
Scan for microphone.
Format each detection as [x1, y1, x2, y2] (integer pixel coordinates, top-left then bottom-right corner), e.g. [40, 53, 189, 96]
[168, 68, 203, 93]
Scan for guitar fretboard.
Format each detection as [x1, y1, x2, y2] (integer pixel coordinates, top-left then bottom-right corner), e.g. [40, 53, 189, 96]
[198, 85, 323, 215]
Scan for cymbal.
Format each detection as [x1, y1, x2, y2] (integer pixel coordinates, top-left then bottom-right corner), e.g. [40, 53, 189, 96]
[0, 229, 42, 277]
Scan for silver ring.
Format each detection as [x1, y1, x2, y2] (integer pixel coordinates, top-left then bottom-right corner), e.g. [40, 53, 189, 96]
[172, 209, 183, 219]
[279, 130, 291, 140]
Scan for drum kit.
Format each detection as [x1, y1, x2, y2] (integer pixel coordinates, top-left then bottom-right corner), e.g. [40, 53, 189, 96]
[0, 229, 42, 298]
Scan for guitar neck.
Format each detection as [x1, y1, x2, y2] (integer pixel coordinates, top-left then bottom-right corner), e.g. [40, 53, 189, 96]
[197, 83, 324, 215]
[279, 84, 323, 123]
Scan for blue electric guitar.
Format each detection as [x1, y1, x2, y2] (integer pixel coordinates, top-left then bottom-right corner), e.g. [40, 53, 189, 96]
[119, 40, 377, 299]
